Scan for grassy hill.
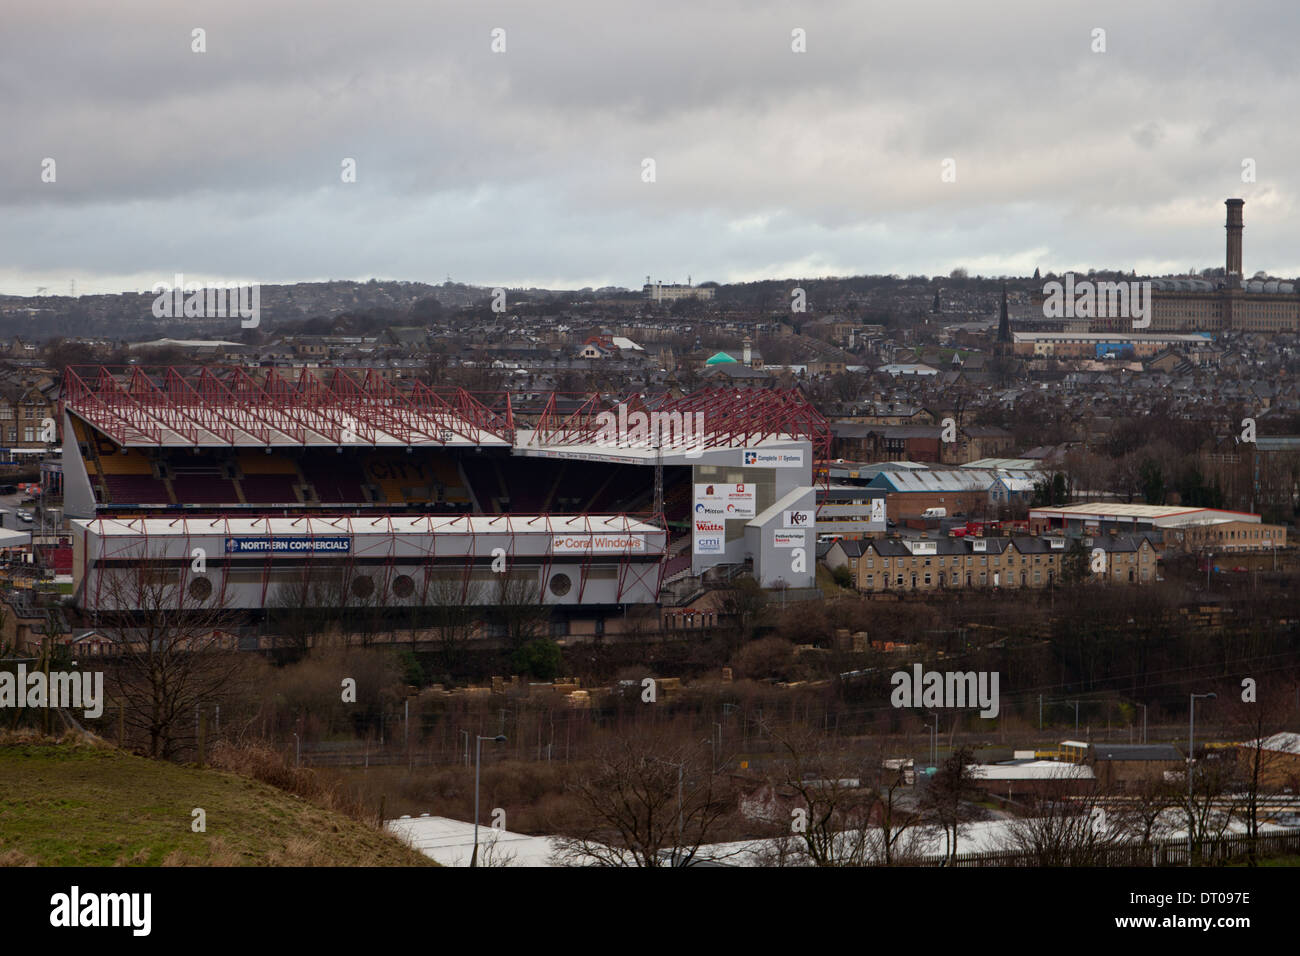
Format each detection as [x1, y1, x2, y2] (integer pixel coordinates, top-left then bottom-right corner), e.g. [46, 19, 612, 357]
[0, 736, 433, 866]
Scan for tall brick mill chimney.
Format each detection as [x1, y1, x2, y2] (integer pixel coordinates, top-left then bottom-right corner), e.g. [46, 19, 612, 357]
[1225, 198, 1244, 279]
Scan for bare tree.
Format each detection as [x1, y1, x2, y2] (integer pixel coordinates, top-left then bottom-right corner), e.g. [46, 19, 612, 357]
[266, 566, 348, 656]
[493, 570, 551, 651]
[1000, 780, 1125, 866]
[755, 725, 929, 866]
[719, 576, 767, 654]
[96, 557, 246, 760]
[425, 575, 484, 674]
[764, 724, 875, 866]
[1224, 683, 1294, 866]
[1181, 752, 1242, 865]
[1113, 774, 1181, 862]
[869, 759, 930, 865]
[919, 746, 982, 864]
[550, 730, 733, 867]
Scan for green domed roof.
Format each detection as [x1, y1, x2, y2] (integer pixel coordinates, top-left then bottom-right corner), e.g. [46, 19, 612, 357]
[705, 351, 738, 365]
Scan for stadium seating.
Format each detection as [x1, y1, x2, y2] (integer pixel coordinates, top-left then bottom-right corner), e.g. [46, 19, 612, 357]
[74, 414, 668, 521]
[363, 453, 434, 506]
[237, 452, 299, 476]
[304, 456, 369, 504]
[239, 474, 300, 505]
[97, 448, 154, 475]
[171, 475, 240, 504]
[428, 455, 471, 505]
[102, 474, 172, 504]
[314, 478, 367, 504]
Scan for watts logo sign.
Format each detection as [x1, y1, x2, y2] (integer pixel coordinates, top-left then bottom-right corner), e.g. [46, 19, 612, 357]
[693, 517, 725, 556]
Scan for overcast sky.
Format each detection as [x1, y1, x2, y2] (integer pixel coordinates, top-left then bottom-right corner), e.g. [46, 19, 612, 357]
[4, 1, 1298, 295]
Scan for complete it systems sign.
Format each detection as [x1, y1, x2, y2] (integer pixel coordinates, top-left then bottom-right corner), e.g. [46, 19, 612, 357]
[224, 536, 352, 555]
[742, 449, 804, 468]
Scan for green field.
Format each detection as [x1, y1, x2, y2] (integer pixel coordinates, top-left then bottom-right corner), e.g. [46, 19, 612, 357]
[0, 738, 433, 866]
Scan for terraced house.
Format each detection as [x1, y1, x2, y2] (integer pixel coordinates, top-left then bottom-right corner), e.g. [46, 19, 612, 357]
[0, 376, 58, 449]
[825, 534, 1159, 593]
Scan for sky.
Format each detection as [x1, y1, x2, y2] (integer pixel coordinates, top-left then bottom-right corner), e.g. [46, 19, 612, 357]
[3, 0, 1299, 295]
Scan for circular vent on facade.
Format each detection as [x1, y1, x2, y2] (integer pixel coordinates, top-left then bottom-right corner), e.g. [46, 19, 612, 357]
[189, 577, 213, 602]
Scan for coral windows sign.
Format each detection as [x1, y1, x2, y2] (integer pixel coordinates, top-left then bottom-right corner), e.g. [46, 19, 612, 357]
[550, 534, 647, 554]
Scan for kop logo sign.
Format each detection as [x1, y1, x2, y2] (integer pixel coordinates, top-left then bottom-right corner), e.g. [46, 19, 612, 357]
[783, 510, 813, 528]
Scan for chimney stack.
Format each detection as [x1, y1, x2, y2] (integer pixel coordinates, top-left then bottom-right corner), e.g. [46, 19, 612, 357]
[742, 336, 752, 365]
[1225, 198, 1244, 279]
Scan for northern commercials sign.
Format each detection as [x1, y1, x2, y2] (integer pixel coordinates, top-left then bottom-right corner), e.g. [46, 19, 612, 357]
[224, 536, 352, 555]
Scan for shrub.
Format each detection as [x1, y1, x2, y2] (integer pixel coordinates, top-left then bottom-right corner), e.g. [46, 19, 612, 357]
[512, 638, 563, 681]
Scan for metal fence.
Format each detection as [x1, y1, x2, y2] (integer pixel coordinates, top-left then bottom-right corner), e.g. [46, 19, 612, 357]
[922, 828, 1300, 867]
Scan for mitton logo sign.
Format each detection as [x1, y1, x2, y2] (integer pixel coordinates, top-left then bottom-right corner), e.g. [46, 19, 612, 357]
[694, 483, 755, 519]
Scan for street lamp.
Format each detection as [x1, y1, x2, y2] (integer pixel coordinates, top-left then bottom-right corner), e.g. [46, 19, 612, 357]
[1187, 692, 1216, 865]
[472, 734, 507, 867]
[1137, 703, 1147, 745]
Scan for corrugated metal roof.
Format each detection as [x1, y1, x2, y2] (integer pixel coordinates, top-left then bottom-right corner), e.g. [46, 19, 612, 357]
[871, 469, 1039, 493]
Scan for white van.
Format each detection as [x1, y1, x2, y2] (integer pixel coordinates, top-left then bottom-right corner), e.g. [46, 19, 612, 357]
[920, 507, 947, 519]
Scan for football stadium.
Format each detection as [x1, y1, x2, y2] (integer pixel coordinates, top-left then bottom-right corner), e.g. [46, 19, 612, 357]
[62, 367, 831, 628]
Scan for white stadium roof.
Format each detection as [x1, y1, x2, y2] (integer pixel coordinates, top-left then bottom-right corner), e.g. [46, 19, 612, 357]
[75, 513, 662, 538]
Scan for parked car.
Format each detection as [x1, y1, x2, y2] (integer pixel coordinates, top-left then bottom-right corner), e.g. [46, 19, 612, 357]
[16, 511, 33, 523]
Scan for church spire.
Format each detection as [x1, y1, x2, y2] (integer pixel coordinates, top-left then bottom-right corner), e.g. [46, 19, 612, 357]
[997, 283, 1011, 344]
